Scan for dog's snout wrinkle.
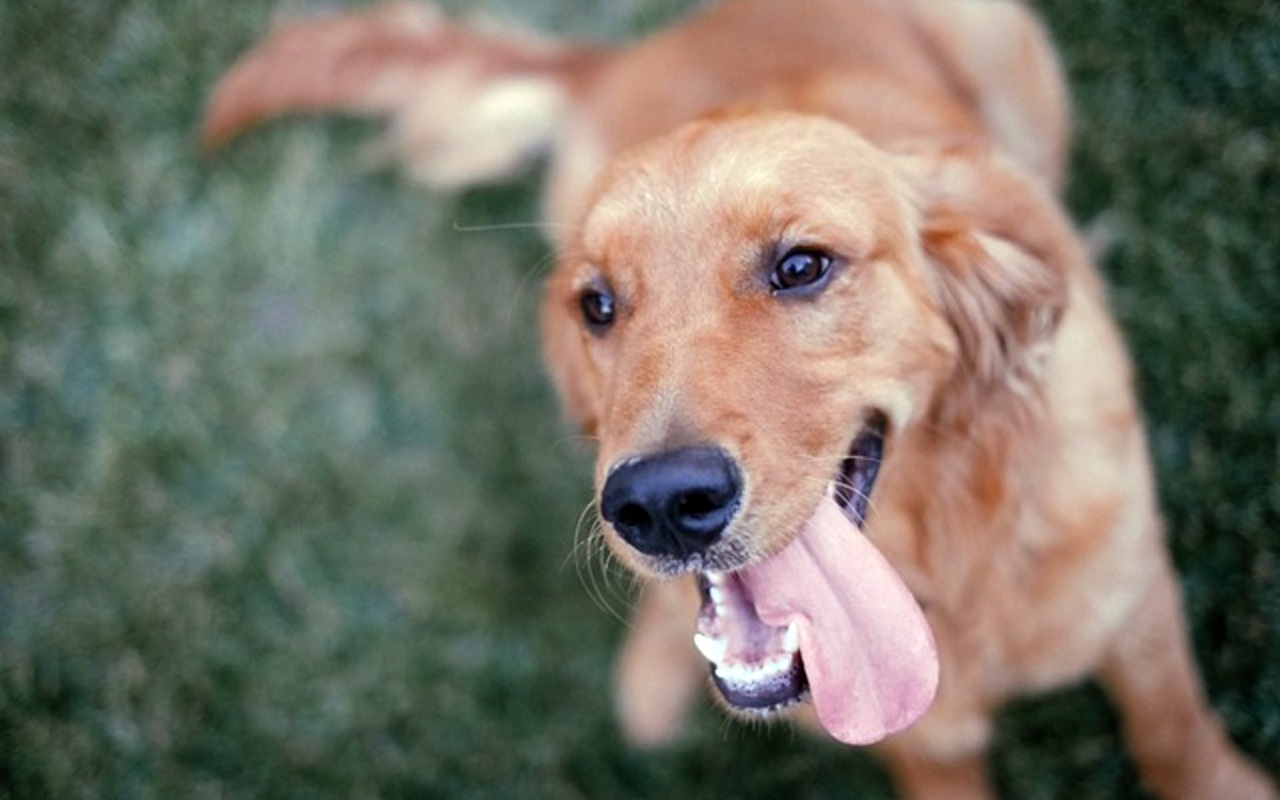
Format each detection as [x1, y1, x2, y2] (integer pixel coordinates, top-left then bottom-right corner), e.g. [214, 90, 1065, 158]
[600, 446, 742, 559]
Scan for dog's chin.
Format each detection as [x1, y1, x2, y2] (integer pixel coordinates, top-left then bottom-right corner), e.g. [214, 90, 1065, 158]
[687, 414, 887, 717]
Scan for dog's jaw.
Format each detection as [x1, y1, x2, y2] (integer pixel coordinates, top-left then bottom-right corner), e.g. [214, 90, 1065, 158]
[690, 416, 887, 715]
[695, 571, 809, 714]
[681, 414, 938, 745]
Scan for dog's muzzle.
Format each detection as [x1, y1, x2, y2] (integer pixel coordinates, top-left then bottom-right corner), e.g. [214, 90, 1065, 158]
[596, 415, 938, 745]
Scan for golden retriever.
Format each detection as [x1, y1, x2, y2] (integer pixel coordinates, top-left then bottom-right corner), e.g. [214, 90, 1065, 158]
[204, 0, 1277, 796]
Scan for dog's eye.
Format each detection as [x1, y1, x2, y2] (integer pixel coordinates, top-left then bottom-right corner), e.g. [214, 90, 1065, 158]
[580, 286, 616, 331]
[770, 248, 834, 294]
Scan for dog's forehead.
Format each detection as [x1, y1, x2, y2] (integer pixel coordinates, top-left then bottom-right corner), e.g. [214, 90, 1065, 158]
[579, 114, 905, 264]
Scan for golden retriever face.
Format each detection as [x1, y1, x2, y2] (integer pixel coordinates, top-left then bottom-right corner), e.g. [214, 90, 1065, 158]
[544, 113, 974, 577]
[541, 112, 1070, 735]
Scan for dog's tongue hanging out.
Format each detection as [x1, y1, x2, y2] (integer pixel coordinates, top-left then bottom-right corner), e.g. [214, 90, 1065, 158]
[741, 496, 938, 744]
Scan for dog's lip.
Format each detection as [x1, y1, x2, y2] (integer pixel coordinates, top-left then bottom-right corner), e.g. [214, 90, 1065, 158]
[693, 415, 887, 717]
[833, 411, 886, 527]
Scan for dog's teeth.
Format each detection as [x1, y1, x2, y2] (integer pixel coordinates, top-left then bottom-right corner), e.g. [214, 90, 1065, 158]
[765, 653, 791, 674]
[693, 633, 728, 664]
[705, 571, 725, 585]
[708, 585, 726, 605]
[715, 655, 793, 684]
[782, 622, 800, 653]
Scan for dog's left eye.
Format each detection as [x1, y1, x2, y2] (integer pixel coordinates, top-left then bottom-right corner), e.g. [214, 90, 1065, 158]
[580, 285, 616, 332]
[770, 248, 834, 294]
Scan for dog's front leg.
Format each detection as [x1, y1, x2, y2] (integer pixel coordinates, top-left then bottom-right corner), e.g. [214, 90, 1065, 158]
[880, 744, 995, 800]
[613, 576, 704, 747]
[876, 684, 997, 800]
[1099, 552, 1278, 800]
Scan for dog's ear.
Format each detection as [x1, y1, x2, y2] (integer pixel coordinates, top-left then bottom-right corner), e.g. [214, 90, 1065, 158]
[922, 214, 1063, 393]
[540, 271, 601, 437]
[906, 150, 1076, 404]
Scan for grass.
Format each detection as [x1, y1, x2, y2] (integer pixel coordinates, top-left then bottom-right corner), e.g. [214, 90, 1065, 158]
[1, 0, 1277, 797]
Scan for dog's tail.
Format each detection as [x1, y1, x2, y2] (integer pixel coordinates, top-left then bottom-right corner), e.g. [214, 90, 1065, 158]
[201, 1, 611, 187]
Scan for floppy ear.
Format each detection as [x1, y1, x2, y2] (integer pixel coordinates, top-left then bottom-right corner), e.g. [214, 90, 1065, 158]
[540, 270, 601, 437]
[908, 150, 1075, 403]
[922, 214, 1063, 393]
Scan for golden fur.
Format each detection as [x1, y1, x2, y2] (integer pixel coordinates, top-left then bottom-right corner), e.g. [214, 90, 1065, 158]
[205, 1, 1276, 797]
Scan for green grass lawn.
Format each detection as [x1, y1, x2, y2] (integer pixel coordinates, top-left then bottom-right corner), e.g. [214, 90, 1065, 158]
[2, 0, 1277, 797]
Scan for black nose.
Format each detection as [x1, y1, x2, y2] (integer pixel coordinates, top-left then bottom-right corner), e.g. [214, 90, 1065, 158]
[600, 446, 742, 558]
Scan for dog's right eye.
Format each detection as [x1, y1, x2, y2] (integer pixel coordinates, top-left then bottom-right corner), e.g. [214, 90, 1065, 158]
[770, 247, 835, 295]
[580, 286, 616, 332]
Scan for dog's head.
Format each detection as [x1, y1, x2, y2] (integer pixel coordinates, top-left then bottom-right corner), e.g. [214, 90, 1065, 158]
[541, 112, 1067, 743]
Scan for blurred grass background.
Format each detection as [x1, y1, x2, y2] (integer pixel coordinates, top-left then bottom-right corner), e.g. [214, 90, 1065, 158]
[1, 0, 1277, 797]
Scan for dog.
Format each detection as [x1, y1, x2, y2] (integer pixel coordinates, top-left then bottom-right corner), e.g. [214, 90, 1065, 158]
[203, 0, 1277, 796]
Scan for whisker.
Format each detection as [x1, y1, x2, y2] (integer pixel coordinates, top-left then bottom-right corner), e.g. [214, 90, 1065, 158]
[566, 499, 634, 625]
[450, 219, 573, 235]
[501, 248, 558, 330]
[828, 475, 880, 522]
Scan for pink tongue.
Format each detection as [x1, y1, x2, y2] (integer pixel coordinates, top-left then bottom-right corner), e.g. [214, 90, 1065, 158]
[740, 496, 938, 744]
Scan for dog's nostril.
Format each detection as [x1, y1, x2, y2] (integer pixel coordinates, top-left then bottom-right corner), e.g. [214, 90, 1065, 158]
[676, 490, 721, 521]
[615, 502, 653, 531]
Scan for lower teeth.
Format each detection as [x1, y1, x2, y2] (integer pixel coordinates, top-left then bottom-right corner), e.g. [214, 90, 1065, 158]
[692, 621, 800, 668]
[714, 654, 796, 683]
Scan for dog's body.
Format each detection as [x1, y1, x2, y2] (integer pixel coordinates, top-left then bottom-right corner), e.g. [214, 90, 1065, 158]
[205, 1, 1276, 797]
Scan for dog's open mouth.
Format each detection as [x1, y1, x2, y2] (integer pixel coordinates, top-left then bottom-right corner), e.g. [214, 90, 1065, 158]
[691, 416, 939, 744]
